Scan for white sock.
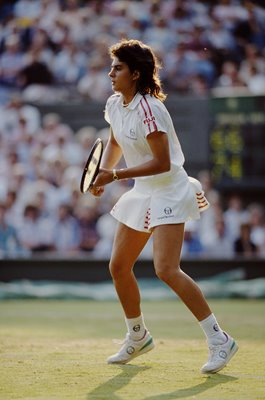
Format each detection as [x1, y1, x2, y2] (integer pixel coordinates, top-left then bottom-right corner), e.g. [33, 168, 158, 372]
[125, 313, 147, 341]
[199, 314, 227, 345]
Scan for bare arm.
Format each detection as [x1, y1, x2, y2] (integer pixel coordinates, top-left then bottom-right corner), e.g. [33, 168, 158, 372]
[100, 128, 123, 169]
[93, 131, 170, 189]
[90, 128, 122, 196]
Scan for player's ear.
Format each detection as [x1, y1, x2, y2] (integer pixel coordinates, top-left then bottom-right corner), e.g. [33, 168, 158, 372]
[132, 70, 140, 81]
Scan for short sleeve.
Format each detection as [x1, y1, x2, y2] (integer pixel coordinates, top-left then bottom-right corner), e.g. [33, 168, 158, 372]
[104, 99, 111, 124]
[104, 107, 110, 124]
[104, 94, 120, 125]
[139, 97, 169, 137]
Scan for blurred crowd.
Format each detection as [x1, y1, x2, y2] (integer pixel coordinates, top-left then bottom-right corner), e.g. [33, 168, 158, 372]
[0, 0, 264, 260]
[0, 0, 265, 104]
[0, 97, 264, 259]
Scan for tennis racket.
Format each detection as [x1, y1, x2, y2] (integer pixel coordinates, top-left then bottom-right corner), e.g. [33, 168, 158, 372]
[80, 138, 104, 193]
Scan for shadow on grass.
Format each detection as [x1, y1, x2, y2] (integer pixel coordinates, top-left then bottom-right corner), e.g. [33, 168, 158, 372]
[87, 365, 151, 400]
[87, 365, 238, 400]
[142, 373, 238, 399]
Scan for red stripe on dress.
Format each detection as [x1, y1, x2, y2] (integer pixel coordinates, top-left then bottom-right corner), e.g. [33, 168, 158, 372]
[199, 203, 208, 209]
[143, 96, 158, 131]
[144, 208, 151, 230]
[140, 99, 151, 134]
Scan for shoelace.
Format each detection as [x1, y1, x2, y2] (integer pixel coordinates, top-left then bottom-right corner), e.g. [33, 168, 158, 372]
[208, 345, 221, 360]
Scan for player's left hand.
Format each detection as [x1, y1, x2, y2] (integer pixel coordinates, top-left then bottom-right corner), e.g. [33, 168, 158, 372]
[93, 169, 114, 186]
[89, 185, 104, 197]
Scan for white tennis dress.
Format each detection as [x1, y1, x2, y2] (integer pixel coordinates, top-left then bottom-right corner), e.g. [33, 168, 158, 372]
[104, 92, 209, 233]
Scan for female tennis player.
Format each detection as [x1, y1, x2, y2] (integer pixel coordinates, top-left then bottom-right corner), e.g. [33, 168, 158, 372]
[90, 39, 238, 373]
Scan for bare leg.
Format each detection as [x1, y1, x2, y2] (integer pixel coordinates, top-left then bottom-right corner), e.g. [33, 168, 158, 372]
[109, 223, 151, 318]
[153, 223, 212, 321]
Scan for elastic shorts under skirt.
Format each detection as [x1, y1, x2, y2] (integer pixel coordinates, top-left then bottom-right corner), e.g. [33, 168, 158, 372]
[110, 167, 210, 233]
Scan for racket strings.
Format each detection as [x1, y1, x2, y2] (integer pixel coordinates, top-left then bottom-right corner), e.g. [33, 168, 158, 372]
[81, 139, 103, 193]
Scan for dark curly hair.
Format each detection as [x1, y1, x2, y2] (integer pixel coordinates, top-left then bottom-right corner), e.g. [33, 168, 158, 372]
[109, 39, 166, 102]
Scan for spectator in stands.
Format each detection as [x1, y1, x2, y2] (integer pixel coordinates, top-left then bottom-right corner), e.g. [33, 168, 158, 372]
[168, 1, 194, 35]
[239, 44, 265, 86]
[77, 56, 112, 102]
[164, 42, 196, 93]
[53, 129, 83, 166]
[246, 65, 265, 94]
[17, 203, 55, 252]
[189, 73, 209, 96]
[52, 203, 80, 253]
[196, 170, 223, 249]
[247, 203, 265, 255]
[143, 16, 177, 52]
[4, 189, 22, 228]
[233, 2, 265, 52]
[234, 222, 257, 258]
[17, 49, 54, 88]
[0, 95, 41, 139]
[191, 47, 216, 87]
[182, 220, 204, 257]
[0, 34, 26, 88]
[76, 202, 100, 252]
[0, 202, 22, 257]
[29, 179, 62, 217]
[58, 164, 83, 206]
[75, 126, 97, 161]
[24, 27, 55, 67]
[52, 41, 87, 84]
[204, 216, 234, 258]
[42, 152, 67, 188]
[214, 60, 246, 91]
[198, 194, 223, 250]
[204, 18, 236, 51]
[224, 194, 250, 242]
[47, 16, 71, 50]
[212, 0, 249, 30]
[38, 112, 74, 147]
[14, 178, 57, 220]
[5, 162, 28, 211]
[13, 0, 41, 20]
[37, 0, 61, 33]
[185, 24, 210, 52]
[92, 212, 117, 259]
[197, 170, 219, 202]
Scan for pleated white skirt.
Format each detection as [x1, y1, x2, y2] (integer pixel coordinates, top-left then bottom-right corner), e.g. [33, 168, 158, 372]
[110, 167, 209, 233]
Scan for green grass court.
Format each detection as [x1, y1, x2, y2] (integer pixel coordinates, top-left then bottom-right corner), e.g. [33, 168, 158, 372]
[0, 299, 265, 400]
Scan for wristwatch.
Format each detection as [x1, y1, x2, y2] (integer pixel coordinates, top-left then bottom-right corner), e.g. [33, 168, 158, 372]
[112, 169, 119, 181]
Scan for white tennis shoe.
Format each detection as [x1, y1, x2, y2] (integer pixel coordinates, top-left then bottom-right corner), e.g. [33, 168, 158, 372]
[107, 331, 154, 364]
[201, 332, 238, 374]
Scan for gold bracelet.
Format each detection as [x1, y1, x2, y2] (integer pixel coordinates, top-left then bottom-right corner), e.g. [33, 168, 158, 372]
[112, 169, 119, 181]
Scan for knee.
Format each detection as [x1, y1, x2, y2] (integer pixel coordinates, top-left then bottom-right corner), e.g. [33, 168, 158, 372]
[109, 260, 119, 280]
[109, 260, 130, 281]
[155, 266, 171, 284]
[155, 264, 180, 284]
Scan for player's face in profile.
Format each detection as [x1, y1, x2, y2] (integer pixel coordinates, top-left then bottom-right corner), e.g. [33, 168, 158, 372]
[109, 57, 136, 94]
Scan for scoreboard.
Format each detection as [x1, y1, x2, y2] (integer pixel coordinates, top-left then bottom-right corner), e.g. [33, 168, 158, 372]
[209, 96, 265, 190]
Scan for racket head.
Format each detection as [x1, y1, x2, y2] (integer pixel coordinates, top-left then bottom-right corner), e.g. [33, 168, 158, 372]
[80, 138, 103, 193]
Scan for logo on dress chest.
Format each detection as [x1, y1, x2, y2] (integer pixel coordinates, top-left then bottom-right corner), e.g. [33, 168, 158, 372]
[125, 128, 137, 140]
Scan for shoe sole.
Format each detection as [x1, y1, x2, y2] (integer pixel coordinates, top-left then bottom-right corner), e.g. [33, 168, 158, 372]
[107, 339, 155, 365]
[201, 341, 239, 374]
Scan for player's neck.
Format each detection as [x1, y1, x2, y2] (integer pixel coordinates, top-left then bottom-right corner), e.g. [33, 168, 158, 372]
[122, 91, 138, 107]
